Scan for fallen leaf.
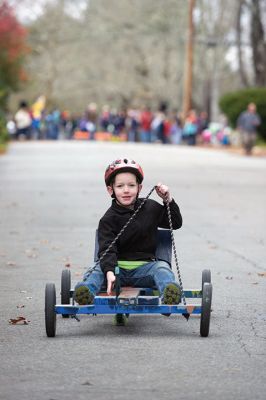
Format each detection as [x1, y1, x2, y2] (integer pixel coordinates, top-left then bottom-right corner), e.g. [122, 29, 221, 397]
[40, 239, 49, 244]
[252, 282, 259, 285]
[25, 250, 38, 258]
[7, 261, 16, 266]
[9, 316, 30, 325]
[257, 272, 266, 277]
[226, 276, 233, 280]
[16, 304, 25, 308]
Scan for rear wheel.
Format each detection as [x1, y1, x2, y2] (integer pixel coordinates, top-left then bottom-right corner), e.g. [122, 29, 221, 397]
[61, 269, 71, 318]
[200, 283, 212, 337]
[202, 269, 211, 292]
[45, 283, 57, 337]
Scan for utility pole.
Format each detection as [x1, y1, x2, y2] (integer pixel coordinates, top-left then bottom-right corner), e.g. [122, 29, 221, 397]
[182, 0, 195, 119]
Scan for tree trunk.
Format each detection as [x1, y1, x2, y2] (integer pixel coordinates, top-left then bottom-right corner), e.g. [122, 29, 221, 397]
[250, 0, 266, 86]
[236, 0, 250, 87]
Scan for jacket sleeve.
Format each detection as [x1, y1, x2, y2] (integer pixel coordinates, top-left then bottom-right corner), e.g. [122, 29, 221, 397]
[158, 198, 182, 229]
[97, 217, 119, 275]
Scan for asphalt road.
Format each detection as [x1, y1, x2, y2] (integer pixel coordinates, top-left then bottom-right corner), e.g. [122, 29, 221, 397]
[0, 141, 265, 400]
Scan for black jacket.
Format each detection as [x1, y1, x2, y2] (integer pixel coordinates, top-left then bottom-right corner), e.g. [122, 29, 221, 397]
[97, 198, 182, 275]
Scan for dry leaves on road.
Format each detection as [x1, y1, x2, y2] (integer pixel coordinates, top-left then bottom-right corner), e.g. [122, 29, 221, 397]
[25, 249, 39, 258]
[9, 316, 30, 325]
[257, 272, 266, 277]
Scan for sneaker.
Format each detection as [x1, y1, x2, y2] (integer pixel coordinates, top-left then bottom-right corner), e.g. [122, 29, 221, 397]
[74, 285, 94, 305]
[163, 284, 181, 305]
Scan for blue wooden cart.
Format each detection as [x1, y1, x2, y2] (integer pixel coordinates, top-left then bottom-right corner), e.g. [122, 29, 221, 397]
[45, 230, 212, 337]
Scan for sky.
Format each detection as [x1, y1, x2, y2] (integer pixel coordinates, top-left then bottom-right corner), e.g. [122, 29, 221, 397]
[8, 0, 89, 23]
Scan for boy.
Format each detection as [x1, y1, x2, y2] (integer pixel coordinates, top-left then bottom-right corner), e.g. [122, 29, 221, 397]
[74, 158, 182, 305]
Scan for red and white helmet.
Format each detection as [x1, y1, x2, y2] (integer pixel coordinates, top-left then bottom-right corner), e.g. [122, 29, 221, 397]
[104, 158, 144, 186]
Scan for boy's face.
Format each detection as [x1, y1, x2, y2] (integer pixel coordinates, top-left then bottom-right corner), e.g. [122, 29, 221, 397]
[107, 172, 142, 207]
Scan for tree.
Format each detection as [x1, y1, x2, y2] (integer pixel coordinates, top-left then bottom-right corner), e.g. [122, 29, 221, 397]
[0, 0, 29, 108]
[250, 0, 266, 86]
[235, 0, 266, 87]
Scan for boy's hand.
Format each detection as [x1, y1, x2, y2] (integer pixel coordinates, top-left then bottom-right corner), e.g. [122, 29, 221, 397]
[106, 271, 116, 295]
[156, 182, 172, 202]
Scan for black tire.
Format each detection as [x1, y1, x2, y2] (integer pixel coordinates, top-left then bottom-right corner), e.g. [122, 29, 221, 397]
[200, 283, 212, 337]
[61, 269, 71, 318]
[114, 314, 127, 326]
[45, 283, 57, 337]
[202, 269, 211, 292]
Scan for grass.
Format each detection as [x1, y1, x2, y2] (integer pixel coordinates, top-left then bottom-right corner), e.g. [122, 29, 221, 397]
[256, 138, 266, 147]
[0, 141, 8, 154]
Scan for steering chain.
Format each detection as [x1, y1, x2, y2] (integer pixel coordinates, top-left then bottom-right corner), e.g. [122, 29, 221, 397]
[96, 185, 188, 312]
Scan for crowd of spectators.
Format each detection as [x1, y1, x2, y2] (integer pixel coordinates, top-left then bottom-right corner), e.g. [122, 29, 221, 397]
[7, 100, 233, 146]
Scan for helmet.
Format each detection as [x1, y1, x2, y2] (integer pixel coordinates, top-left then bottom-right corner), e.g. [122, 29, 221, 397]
[104, 158, 144, 186]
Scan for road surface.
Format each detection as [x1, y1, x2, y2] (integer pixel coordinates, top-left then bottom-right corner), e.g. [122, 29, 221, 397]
[0, 141, 265, 400]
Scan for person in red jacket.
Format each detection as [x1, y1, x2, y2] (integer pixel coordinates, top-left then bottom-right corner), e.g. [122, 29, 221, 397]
[74, 158, 183, 305]
[139, 106, 153, 143]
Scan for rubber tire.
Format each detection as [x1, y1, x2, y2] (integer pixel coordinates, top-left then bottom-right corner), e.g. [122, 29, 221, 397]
[115, 314, 127, 326]
[202, 269, 211, 292]
[45, 283, 57, 337]
[200, 283, 212, 337]
[61, 269, 71, 318]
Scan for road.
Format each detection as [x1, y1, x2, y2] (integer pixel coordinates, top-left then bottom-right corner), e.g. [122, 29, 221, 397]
[0, 141, 265, 400]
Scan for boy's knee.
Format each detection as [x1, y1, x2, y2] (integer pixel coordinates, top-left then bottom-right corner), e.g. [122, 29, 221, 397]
[156, 260, 172, 270]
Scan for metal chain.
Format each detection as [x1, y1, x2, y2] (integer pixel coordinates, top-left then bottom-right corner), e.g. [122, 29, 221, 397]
[98, 186, 156, 263]
[164, 197, 187, 306]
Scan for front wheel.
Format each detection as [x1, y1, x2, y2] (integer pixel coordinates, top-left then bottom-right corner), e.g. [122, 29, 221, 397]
[200, 282, 212, 337]
[45, 283, 57, 337]
[114, 314, 127, 326]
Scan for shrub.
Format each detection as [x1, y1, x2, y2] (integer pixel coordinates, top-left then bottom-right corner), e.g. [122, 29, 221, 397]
[0, 110, 8, 145]
[219, 88, 266, 140]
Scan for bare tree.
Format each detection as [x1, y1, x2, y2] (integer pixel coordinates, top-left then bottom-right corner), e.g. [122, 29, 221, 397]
[236, 0, 250, 87]
[250, 0, 266, 86]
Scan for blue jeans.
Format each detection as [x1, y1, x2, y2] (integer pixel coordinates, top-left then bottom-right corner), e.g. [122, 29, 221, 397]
[76, 260, 178, 297]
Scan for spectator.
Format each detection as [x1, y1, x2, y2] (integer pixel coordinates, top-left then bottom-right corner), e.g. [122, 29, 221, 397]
[237, 103, 261, 155]
[169, 110, 182, 145]
[99, 105, 111, 132]
[139, 106, 153, 143]
[126, 108, 140, 142]
[14, 100, 32, 140]
[45, 108, 61, 140]
[151, 102, 168, 143]
[31, 95, 46, 139]
[182, 109, 198, 146]
[87, 103, 98, 140]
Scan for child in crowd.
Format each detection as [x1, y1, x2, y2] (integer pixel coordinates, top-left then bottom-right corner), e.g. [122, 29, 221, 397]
[74, 158, 183, 305]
